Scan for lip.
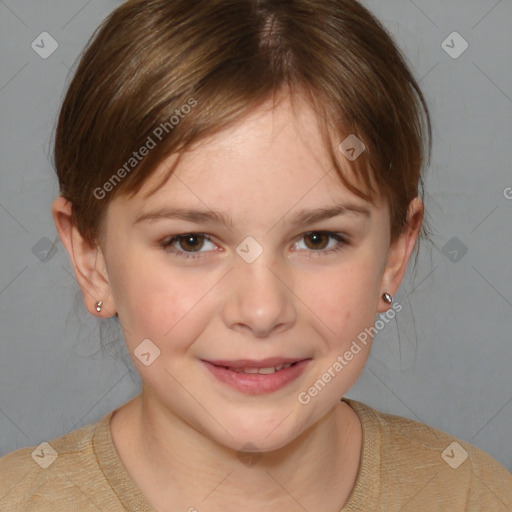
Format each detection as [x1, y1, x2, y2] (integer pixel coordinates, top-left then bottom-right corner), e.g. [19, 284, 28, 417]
[201, 358, 311, 395]
[205, 357, 303, 368]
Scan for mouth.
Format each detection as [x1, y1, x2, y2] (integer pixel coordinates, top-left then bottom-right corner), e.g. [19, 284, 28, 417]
[211, 362, 299, 374]
[201, 358, 310, 394]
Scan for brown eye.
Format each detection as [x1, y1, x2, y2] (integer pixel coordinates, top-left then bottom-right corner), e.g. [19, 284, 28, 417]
[161, 233, 217, 259]
[177, 234, 205, 252]
[303, 232, 330, 250]
[293, 231, 348, 256]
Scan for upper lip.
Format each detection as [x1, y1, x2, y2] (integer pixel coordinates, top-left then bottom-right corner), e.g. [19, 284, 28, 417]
[203, 357, 309, 368]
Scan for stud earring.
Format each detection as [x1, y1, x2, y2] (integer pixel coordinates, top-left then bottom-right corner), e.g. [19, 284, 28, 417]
[382, 292, 392, 305]
[96, 300, 103, 313]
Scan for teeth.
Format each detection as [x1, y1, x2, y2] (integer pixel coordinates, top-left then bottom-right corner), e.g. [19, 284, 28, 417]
[257, 367, 276, 374]
[242, 367, 259, 374]
[227, 362, 294, 374]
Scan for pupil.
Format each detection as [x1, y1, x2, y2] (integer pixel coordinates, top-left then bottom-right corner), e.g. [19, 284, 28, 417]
[181, 234, 202, 251]
[307, 233, 327, 250]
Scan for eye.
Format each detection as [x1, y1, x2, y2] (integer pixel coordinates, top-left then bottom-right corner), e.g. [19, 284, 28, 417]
[293, 231, 347, 256]
[160, 230, 348, 260]
[161, 233, 218, 259]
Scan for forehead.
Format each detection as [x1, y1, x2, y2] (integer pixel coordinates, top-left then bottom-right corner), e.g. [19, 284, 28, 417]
[112, 95, 382, 224]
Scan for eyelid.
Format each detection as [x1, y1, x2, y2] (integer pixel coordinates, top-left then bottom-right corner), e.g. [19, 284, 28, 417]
[297, 230, 349, 242]
[161, 233, 218, 259]
[291, 231, 348, 254]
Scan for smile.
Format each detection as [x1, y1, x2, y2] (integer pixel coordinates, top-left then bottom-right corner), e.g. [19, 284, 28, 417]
[225, 362, 295, 374]
[202, 359, 310, 394]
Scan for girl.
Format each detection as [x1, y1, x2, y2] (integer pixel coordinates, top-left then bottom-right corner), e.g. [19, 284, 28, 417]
[1, 0, 510, 510]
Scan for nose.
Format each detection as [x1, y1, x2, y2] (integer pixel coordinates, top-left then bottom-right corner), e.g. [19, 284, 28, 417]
[221, 253, 297, 338]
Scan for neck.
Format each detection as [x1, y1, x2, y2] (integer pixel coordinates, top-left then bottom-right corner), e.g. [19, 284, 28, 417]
[111, 389, 362, 511]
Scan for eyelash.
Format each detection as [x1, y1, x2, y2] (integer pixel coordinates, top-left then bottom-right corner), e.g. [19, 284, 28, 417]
[159, 231, 348, 260]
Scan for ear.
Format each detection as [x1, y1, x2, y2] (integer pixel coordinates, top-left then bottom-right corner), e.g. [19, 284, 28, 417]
[51, 196, 116, 317]
[377, 197, 424, 313]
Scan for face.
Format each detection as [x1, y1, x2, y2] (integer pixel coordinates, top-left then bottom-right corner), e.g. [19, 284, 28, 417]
[100, 95, 394, 451]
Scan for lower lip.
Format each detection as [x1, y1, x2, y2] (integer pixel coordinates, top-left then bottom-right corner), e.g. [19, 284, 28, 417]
[202, 360, 310, 395]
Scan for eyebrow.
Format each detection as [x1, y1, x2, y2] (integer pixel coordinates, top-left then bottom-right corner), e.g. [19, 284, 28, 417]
[133, 203, 371, 228]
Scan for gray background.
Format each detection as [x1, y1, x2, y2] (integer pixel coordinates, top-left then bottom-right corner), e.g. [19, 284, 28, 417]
[1, 0, 511, 474]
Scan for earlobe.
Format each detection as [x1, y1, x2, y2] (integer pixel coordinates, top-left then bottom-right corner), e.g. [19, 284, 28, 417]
[377, 197, 424, 312]
[51, 196, 116, 317]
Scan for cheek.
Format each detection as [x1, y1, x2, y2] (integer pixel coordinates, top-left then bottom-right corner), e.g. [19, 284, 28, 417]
[294, 260, 382, 406]
[108, 254, 217, 351]
[299, 256, 382, 340]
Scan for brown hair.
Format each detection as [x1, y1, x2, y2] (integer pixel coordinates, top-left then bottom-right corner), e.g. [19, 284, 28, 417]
[54, 0, 432, 249]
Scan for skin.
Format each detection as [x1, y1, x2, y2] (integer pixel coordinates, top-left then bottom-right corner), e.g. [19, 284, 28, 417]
[52, 93, 423, 511]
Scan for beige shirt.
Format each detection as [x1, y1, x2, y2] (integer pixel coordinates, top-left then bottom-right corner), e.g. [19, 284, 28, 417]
[1, 398, 511, 511]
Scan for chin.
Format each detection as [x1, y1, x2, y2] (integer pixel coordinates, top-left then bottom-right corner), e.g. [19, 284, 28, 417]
[223, 431, 296, 455]
[204, 411, 310, 455]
